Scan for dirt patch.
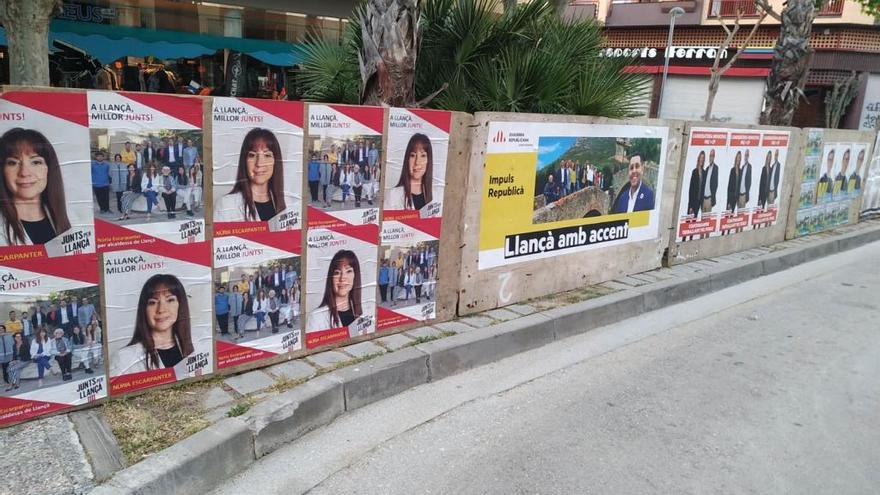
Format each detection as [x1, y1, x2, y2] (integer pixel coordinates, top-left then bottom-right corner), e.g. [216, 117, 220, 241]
[527, 284, 616, 310]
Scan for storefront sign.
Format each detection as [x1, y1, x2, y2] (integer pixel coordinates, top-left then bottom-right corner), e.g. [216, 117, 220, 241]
[600, 46, 729, 60]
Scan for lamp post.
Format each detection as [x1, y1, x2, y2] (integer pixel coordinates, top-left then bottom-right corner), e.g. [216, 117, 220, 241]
[658, 6, 685, 118]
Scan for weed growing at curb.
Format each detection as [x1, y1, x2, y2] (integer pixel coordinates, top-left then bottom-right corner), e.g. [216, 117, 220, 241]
[405, 330, 457, 347]
[266, 375, 310, 394]
[103, 378, 218, 464]
[226, 400, 254, 418]
[528, 283, 615, 310]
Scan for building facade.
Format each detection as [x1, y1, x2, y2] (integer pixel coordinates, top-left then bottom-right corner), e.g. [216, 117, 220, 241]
[571, 0, 880, 129]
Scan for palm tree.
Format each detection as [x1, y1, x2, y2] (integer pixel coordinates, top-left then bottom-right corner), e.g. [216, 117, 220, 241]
[296, 0, 650, 119]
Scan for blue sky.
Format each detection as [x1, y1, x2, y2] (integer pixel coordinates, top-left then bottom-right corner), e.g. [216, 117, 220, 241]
[536, 136, 576, 171]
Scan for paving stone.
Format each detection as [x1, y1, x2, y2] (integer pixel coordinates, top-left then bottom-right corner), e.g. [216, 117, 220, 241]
[376, 333, 416, 350]
[342, 341, 386, 358]
[458, 315, 495, 328]
[629, 273, 660, 284]
[647, 268, 676, 280]
[224, 370, 276, 396]
[600, 280, 633, 291]
[483, 307, 519, 321]
[267, 360, 318, 381]
[615, 275, 649, 286]
[204, 406, 230, 423]
[404, 326, 446, 340]
[433, 320, 478, 334]
[306, 350, 352, 370]
[505, 303, 537, 315]
[202, 386, 235, 409]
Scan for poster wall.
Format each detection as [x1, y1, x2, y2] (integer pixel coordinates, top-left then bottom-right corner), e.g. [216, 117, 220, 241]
[304, 105, 383, 349]
[478, 122, 669, 270]
[794, 130, 869, 236]
[860, 133, 880, 218]
[211, 98, 304, 368]
[0, 92, 106, 426]
[87, 92, 213, 394]
[378, 108, 449, 330]
[676, 128, 790, 241]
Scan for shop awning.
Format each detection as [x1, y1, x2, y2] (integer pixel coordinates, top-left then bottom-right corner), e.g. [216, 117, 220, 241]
[0, 20, 302, 67]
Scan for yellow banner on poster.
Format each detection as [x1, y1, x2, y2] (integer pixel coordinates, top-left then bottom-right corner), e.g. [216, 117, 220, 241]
[479, 153, 650, 251]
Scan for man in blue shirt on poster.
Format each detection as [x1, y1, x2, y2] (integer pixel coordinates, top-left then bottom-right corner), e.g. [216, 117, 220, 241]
[91, 150, 112, 214]
[307, 152, 321, 204]
[214, 285, 230, 335]
[611, 155, 655, 214]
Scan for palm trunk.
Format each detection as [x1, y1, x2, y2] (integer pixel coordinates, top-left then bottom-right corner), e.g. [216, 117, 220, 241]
[759, 0, 817, 126]
[359, 0, 419, 107]
[0, 0, 62, 86]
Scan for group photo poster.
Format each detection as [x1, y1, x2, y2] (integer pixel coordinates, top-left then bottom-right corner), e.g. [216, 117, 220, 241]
[213, 237, 302, 369]
[676, 128, 790, 242]
[103, 249, 213, 395]
[87, 91, 207, 252]
[305, 104, 384, 230]
[859, 133, 880, 218]
[0, 91, 106, 425]
[378, 108, 450, 330]
[305, 227, 377, 349]
[212, 97, 303, 232]
[478, 121, 669, 270]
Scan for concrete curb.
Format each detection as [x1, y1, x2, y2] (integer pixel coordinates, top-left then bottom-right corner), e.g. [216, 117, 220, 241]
[89, 222, 880, 495]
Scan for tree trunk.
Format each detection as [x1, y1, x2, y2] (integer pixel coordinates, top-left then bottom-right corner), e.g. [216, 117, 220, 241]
[359, 0, 420, 107]
[759, 0, 817, 126]
[704, 72, 721, 121]
[0, 0, 62, 86]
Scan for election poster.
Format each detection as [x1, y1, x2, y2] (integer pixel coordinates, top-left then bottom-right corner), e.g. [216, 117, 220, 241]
[212, 97, 303, 232]
[0, 91, 106, 425]
[213, 239, 302, 369]
[378, 108, 449, 330]
[87, 91, 206, 251]
[304, 227, 377, 349]
[859, 133, 880, 218]
[103, 249, 213, 395]
[478, 122, 668, 270]
[676, 128, 790, 241]
[305, 104, 384, 229]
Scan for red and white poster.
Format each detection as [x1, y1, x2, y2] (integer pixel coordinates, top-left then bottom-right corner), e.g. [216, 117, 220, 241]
[212, 97, 304, 369]
[0, 91, 106, 426]
[676, 127, 789, 241]
[305, 104, 384, 229]
[104, 249, 213, 395]
[88, 91, 206, 251]
[304, 226, 377, 349]
[378, 108, 449, 330]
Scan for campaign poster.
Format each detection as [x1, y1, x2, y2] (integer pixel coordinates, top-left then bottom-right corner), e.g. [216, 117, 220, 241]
[0, 91, 106, 425]
[305, 227, 377, 348]
[478, 122, 668, 270]
[212, 97, 303, 232]
[305, 104, 383, 229]
[859, 133, 880, 218]
[104, 249, 212, 395]
[676, 128, 790, 241]
[378, 108, 449, 330]
[213, 241, 302, 369]
[87, 91, 206, 251]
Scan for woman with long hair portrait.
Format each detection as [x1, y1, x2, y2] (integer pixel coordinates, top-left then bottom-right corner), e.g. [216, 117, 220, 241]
[214, 128, 286, 222]
[307, 250, 363, 331]
[0, 128, 71, 245]
[112, 274, 194, 375]
[386, 133, 440, 212]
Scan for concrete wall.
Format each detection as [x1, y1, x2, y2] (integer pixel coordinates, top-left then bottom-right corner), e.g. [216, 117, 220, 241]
[665, 123, 802, 266]
[784, 128, 876, 240]
[457, 112, 685, 315]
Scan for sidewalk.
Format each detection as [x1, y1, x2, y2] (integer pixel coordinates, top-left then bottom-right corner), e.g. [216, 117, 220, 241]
[3, 219, 878, 495]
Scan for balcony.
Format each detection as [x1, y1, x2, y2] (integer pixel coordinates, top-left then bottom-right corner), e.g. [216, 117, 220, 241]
[708, 0, 845, 17]
[605, 0, 703, 27]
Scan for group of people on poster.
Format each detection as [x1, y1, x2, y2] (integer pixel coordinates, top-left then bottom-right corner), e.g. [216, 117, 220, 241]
[542, 159, 606, 204]
[214, 264, 301, 340]
[306, 141, 382, 210]
[1, 297, 103, 391]
[378, 243, 439, 306]
[90, 135, 204, 221]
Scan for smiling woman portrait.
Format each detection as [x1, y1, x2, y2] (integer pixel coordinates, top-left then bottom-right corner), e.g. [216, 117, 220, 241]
[111, 274, 194, 376]
[0, 128, 71, 246]
[307, 250, 363, 331]
[386, 133, 443, 212]
[214, 128, 286, 222]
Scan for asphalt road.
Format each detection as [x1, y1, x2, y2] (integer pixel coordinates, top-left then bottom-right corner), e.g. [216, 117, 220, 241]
[213, 242, 880, 495]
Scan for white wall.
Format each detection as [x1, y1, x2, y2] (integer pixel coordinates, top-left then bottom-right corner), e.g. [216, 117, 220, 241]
[659, 75, 764, 124]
